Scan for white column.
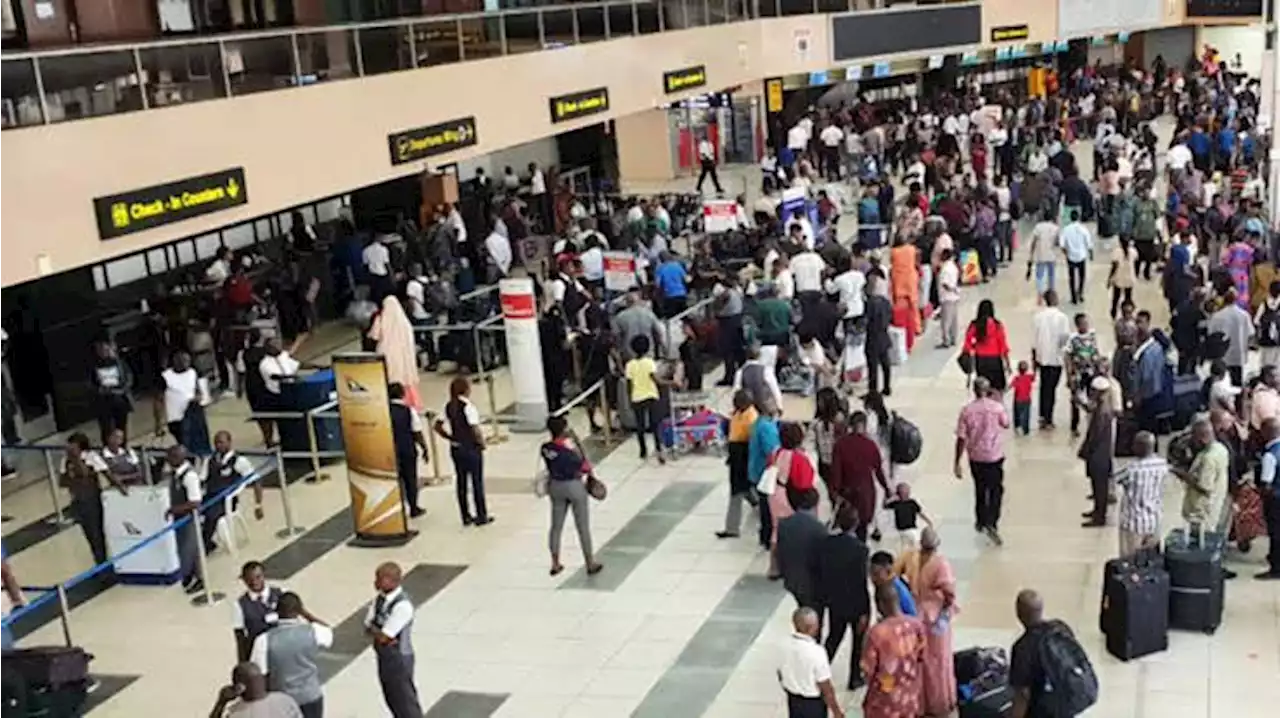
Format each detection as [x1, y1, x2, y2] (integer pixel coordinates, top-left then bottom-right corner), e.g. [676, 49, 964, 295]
[499, 277, 548, 431]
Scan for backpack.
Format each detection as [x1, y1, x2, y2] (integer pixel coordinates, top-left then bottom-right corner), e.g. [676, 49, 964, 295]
[1259, 302, 1280, 348]
[1036, 621, 1099, 717]
[1133, 201, 1159, 240]
[888, 413, 922, 465]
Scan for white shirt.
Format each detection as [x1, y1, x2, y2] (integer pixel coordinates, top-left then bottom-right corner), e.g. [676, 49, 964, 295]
[59, 451, 109, 476]
[405, 277, 430, 320]
[937, 260, 960, 303]
[448, 209, 467, 244]
[625, 206, 645, 224]
[1026, 151, 1049, 174]
[1167, 144, 1192, 171]
[249, 618, 334, 676]
[989, 127, 1008, 148]
[1031, 307, 1072, 367]
[1058, 222, 1094, 263]
[205, 258, 231, 284]
[904, 161, 925, 187]
[364, 587, 414, 640]
[161, 368, 206, 423]
[530, 169, 546, 195]
[778, 632, 831, 698]
[942, 115, 960, 136]
[258, 352, 300, 395]
[171, 460, 203, 503]
[443, 397, 482, 431]
[819, 125, 844, 148]
[580, 246, 604, 281]
[790, 252, 825, 293]
[774, 269, 795, 301]
[486, 231, 512, 275]
[832, 270, 866, 318]
[698, 139, 715, 161]
[394, 399, 425, 433]
[231, 585, 284, 631]
[994, 186, 1011, 221]
[787, 124, 809, 151]
[362, 242, 391, 277]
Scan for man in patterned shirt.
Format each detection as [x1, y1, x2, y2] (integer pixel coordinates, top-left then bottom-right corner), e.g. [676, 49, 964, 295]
[954, 377, 1011, 546]
[1114, 431, 1167, 557]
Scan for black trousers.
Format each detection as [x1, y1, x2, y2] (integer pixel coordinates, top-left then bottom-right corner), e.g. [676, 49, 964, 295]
[451, 447, 488, 522]
[1067, 260, 1087, 304]
[866, 343, 892, 395]
[1110, 286, 1133, 319]
[299, 697, 324, 718]
[696, 159, 723, 193]
[785, 692, 827, 718]
[822, 146, 842, 180]
[95, 396, 132, 445]
[970, 459, 1005, 531]
[718, 314, 745, 382]
[1134, 240, 1157, 280]
[376, 652, 423, 718]
[1176, 346, 1200, 376]
[1265, 492, 1280, 575]
[976, 235, 997, 279]
[1087, 469, 1110, 522]
[1038, 365, 1063, 425]
[757, 488, 773, 549]
[632, 399, 662, 457]
[823, 609, 868, 689]
[69, 496, 108, 566]
[396, 452, 420, 512]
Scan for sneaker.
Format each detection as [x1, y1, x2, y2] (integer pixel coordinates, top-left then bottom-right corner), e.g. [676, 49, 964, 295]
[1253, 570, 1280, 580]
[409, 507, 426, 518]
[985, 527, 1004, 546]
[715, 531, 740, 539]
[218, 390, 236, 400]
[473, 516, 495, 527]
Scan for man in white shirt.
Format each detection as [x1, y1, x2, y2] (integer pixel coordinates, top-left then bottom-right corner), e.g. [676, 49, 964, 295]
[579, 232, 605, 286]
[362, 236, 394, 302]
[366, 562, 421, 718]
[447, 204, 467, 246]
[528, 162, 550, 232]
[696, 136, 724, 194]
[206, 248, 235, 284]
[787, 120, 810, 155]
[1167, 142, 1193, 174]
[1026, 146, 1049, 174]
[819, 123, 845, 181]
[259, 338, 301, 398]
[778, 607, 844, 718]
[790, 248, 826, 300]
[1057, 210, 1093, 304]
[249, 591, 332, 716]
[831, 256, 867, 322]
[1031, 289, 1072, 429]
[485, 228, 513, 279]
[936, 248, 961, 348]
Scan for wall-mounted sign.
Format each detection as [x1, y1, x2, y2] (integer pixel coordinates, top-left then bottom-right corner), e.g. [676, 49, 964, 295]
[765, 78, 784, 113]
[93, 168, 247, 241]
[990, 24, 1029, 42]
[927, 55, 945, 69]
[549, 87, 610, 123]
[873, 62, 892, 78]
[387, 117, 478, 166]
[663, 65, 707, 94]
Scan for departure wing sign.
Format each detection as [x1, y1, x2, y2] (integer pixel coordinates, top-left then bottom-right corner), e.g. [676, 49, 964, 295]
[93, 167, 249, 241]
[388, 117, 480, 165]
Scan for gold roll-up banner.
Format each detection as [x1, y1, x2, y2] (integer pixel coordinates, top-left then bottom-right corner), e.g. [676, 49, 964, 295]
[332, 354, 412, 544]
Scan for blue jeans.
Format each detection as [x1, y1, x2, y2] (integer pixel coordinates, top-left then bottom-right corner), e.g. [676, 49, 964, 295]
[1035, 262, 1056, 297]
[1013, 401, 1031, 435]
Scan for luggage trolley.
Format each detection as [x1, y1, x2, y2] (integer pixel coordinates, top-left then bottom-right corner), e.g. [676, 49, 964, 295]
[661, 390, 726, 459]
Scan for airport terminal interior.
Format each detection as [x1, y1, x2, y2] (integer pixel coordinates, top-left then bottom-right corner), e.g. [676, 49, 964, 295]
[2, 1, 1280, 717]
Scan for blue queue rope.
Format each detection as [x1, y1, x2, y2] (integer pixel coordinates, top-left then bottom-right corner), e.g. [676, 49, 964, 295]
[1, 458, 276, 632]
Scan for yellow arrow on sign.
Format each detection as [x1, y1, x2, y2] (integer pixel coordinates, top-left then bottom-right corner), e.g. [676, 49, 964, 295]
[227, 177, 240, 199]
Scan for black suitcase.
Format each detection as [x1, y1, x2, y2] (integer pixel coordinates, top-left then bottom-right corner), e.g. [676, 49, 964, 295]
[959, 684, 1014, 718]
[1165, 527, 1226, 634]
[1169, 375, 1203, 432]
[1100, 557, 1170, 661]
[1114, 414, 1140, 458]
[1, 647, 91, 688]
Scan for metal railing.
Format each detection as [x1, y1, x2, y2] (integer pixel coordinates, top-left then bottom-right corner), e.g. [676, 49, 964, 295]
[0, 0, 927, 130]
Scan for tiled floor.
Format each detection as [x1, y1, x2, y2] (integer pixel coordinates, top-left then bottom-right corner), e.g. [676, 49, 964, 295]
[3, 139, 1278, 718]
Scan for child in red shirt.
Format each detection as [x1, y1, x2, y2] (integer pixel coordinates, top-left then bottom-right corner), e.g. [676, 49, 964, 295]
[1010, 360, 1035, 436]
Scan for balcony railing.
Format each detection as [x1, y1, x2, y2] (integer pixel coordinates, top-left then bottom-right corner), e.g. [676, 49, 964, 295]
[0, 0, 930, 131]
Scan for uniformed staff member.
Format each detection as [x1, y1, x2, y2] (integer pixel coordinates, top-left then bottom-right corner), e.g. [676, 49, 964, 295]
[365, 562, 422, 718]
[388, 383, 428, 518]
[98, 428, 143, 486]
[204, 431, 266, 553]
[163, 445, 206, 594]
[233, 561, 283, 663]
[250, 592, 332, 718]
[60, 432, 128, 567]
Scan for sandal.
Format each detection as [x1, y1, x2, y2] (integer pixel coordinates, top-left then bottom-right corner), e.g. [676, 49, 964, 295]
[586, 563, 604, 575]
[550, 564, 564, 577]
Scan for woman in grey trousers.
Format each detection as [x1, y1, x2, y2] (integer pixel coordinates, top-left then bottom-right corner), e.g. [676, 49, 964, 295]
[542, 416, 603, 577]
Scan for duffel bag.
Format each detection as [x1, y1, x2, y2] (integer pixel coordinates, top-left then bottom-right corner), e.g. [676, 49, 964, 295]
[1, 646, 92, 688]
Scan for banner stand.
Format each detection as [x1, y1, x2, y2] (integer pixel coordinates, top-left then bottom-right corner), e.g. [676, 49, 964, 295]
[332, 353, 417, 547]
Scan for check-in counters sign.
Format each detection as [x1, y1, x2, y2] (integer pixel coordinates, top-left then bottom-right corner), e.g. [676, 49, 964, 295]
[549, 88, 610, 123]
[990, 25, 1029, 42]
[93, 168, 248, 241]
[664, 66, 708, 94]
[388, 117, 479, 166]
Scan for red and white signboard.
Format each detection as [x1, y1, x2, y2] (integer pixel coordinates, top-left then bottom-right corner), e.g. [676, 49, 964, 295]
[603, 251, 637, 292]
[498, 278, 547, 430]
[702, 199, 739, 233]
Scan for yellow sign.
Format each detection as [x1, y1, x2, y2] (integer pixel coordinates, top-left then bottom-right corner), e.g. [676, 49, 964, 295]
[94, 168, 248, 240]
[664, 65, 708, 94]
[765, 78, 784, 114]
[332, 354, 412, 544]
[991, 25, 1030, 42]
[388, 117, 479, 166]
[549, 87, 611, 123]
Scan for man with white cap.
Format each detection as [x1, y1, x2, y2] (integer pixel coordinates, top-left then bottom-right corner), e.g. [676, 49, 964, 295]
[1080, 376, 1116, 528]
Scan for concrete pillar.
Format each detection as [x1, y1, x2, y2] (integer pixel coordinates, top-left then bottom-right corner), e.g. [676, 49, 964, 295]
[615, 109, 678, 190]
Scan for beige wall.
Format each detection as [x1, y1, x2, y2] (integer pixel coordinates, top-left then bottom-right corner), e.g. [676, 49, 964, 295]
[615, 110, 678, 187]
[981, 0, 1058, 44]
[1, 15, 836, 287]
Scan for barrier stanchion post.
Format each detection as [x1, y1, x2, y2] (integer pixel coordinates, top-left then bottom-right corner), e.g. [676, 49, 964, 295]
[304, 406, 329, 483]
[273, 445, 306, 538]
[55, 584, 74, 647]
[188, 511, 226, 607]
[483, 372, 507, 445]
[424, 411, 444, 485]
[42, 449, 70, 527]
[600, 381, 613, 445]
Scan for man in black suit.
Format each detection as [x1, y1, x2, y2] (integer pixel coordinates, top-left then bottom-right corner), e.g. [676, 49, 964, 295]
[775, 486, 826, 609]
[817, 502, 872, 690]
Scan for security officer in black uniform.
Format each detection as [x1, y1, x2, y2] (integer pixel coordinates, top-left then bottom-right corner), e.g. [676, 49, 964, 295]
[163, 444, 206, 594]
[388, 383, 428, 518]
[365, 561, 422, 718]
[203, 430, 266, 554]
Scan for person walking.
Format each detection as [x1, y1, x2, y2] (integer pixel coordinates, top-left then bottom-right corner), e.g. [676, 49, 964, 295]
[830, 412, 891, 542]
[817, 503, 871, 691]
[250, 592, 332, 718]
[696, 136, 725, 194]
[954, 378, 1010, 546]
[433, 377, 491, 526]
[896, 528, 958, 718]
[961, 300, 1012, 392]
[718, 390, 758, 539]
[1058, 209, 1093, 305]
[863, 275, 895, 396]
[776, 486, 826, 609]
[541, 416, 602, 577]
[625, 336, 666, 464]
[778, 607, 845, 718]
[1027, 216, 1061, 297]
[860, 583, 927, 718]
[1031, 290, 1071, 429]
[936, 248, 961, 348]
[365, 562, 423, 718]
[1079, 378, 1117, 528]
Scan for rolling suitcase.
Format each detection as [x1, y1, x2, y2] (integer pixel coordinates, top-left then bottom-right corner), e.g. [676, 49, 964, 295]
[1169, 374, 1203, 432]
[1165, 526, 1226, 634]
[1100, 557, 1170, 661]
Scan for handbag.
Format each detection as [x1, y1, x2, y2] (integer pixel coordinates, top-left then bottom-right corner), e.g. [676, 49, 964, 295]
[957, 352, 975, 375]
[586, 475, 607, 501]
[532, 470, 550, 498]
[757, 448, 792, 495]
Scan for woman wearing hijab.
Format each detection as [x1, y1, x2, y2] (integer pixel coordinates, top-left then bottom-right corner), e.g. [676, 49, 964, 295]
[894, 527, 959, 717]
[368, 296, 422, 410]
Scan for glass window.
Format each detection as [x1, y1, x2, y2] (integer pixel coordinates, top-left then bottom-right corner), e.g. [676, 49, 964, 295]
[93, 266, 107, 291]
[39, 51, 144, 123]
[541, 10, 575, 48]
[255, 218, 274, 242]
[606, 2, 635, 37]
[503, 11, 542, 55]
[105, 254, 148, 287]
[195, 233, 222, 259]
[2, 59, 43, 129]
[316, 198, 342, 222]
[140, 43, 226, 109]
[223, 222, 255, 250]
[460, 18, 504, 60]
[225, 37, 296, 96]
[577, 6, 606, 42]
[638, 2, 662, 33]
[176, 241, 196, 267]
[299, 206, 318, 224]
[147, 248, 169, 274]
[358, 26, 414, 76]
[414, 21, 464, 67]
[278, 211, 295, 234]
[296, 31, 358, 85]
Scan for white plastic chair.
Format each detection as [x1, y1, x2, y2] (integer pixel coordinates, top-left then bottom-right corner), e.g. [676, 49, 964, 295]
[214, 483, 252, 557]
